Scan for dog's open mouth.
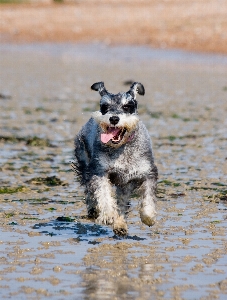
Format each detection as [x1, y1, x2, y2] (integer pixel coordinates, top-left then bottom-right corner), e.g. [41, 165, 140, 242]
[101, 127, 126, 144]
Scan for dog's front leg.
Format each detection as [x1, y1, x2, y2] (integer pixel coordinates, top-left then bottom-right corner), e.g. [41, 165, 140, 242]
[139, 177, 157, 227]
[86, 175, 119, 225]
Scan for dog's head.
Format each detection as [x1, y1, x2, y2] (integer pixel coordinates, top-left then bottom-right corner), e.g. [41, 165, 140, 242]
[91, 82, 145, 148]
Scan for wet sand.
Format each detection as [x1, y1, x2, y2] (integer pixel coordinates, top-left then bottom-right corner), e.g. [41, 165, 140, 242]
[0, 43, 227, 299]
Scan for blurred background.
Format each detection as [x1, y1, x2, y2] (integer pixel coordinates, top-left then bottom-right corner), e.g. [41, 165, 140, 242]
[1, 0, 227, 54]
[1, 1, 227, 299]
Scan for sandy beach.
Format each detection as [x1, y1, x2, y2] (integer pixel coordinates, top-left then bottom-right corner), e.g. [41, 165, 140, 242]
[1, 0, 227, 54]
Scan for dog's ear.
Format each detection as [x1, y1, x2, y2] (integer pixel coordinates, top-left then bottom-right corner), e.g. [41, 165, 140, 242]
[91, 82, 108, 97]
[128, 82, 145, 98]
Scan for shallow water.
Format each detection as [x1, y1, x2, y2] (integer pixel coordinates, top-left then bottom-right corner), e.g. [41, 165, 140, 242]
[0, 43, 227, 299]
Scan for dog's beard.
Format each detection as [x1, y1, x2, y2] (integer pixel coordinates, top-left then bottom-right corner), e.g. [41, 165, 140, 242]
[92, 111, 139, 147]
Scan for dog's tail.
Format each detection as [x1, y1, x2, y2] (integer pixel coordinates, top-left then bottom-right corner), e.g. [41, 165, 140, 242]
[71, 159, 86, 185]
[72, 134, 90, 185]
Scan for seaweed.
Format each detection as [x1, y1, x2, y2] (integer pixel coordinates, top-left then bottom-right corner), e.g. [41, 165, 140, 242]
[26, 136, 52, 147]
[159, 134, 205, 141]
[0, 135, 54, 147]
[158, 180, 181, 187]
[46, 207, 57, 211]
[56, 216, 75, 222]
[26, 176, 68, 186]
[0, 186, 27, 194]
[4, 212, 15, 218]
[8, 222, 17, 225]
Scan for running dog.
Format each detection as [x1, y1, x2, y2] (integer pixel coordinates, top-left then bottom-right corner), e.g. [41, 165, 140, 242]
[73, 82, 158, 236]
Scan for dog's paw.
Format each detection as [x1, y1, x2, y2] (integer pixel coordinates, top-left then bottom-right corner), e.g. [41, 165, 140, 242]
[96, 214, 114, 226]
[113, 216, 128, 236]
[140, 206, 156, 227]
[140, 214, 156, 227]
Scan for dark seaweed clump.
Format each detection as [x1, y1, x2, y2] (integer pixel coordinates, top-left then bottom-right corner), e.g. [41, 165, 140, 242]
[26, 176, 68, 186]
[0, 135, 54, 147]
[0, 186, 27, 194]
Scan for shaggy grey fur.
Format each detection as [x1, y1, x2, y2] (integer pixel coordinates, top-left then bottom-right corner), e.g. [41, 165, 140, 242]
[73, 82, 158, 236]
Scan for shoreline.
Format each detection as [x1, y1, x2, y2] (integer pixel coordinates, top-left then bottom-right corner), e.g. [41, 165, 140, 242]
[1, 42, 227, 66]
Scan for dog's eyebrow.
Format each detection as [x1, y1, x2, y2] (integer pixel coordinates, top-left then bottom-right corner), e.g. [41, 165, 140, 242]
[100, 95, 112, 105]
[112, 92, 127, 105]
[123, 99, 136, 106]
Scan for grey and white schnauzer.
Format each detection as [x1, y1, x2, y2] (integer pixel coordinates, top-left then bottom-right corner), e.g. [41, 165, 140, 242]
[73, 82, 158, 236]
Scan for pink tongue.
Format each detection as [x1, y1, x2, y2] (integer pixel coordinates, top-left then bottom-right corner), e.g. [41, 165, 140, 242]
[101, 128, 121, 144]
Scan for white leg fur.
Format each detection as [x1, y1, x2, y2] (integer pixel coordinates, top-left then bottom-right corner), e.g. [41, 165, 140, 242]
[86, 176, 119, 225]
[139, 179, 157, 227]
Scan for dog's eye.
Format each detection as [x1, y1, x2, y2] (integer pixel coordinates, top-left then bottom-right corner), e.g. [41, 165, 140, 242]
[101, 104, 109, 115]
[123, 104, 135, 114]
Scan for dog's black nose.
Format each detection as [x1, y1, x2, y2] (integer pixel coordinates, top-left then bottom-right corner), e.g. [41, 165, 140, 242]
[109, 116, 120, 125]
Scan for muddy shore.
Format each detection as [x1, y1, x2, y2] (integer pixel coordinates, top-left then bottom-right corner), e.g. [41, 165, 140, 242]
[0, 43, 227, 299]
[1, 1, 227, 54]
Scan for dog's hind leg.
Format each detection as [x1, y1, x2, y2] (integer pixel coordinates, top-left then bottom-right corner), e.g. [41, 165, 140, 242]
[112, 186, 133, 236]
[113, 215, 128, 237]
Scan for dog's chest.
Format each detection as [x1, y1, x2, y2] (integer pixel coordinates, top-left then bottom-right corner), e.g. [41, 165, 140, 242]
[98, 145, 151, 182]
